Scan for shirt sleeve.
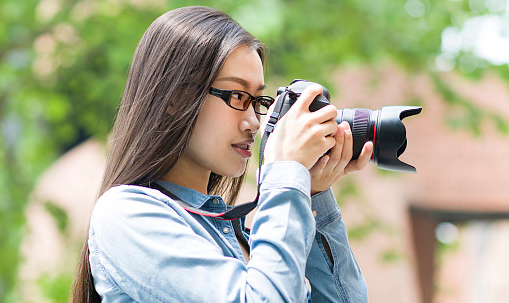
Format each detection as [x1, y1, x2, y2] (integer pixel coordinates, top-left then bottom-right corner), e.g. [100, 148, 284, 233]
[305, 188, 368, 303]
[88, 161, 317, 303]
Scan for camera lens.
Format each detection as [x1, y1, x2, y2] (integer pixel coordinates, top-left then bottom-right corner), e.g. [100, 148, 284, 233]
[335, 106, 422, 173]
[336, 108, 375, 160]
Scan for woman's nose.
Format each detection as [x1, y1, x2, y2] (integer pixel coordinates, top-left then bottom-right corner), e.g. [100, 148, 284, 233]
[240, 105, 260, 134]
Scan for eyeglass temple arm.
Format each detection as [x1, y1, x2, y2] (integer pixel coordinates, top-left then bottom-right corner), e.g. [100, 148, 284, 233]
[209, 87, 230, 100]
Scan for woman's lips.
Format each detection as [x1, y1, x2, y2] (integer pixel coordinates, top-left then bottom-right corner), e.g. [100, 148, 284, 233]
[232, 143, 253, 158]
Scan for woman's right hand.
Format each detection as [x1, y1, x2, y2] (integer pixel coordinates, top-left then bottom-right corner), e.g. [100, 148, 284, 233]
[262, 84, 339, 170]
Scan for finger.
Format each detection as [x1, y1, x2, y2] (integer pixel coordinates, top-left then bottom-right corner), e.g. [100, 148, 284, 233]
[340, 122, 353, 163]
[345, 141, 373, 174]
[309, 155, 329, 176]
[312, 104, 338, 123]
[323, 135, 336, 152]
[325, 125, 345, 166]
[291, 84, 323, 112]
[321, 120, 340, 137]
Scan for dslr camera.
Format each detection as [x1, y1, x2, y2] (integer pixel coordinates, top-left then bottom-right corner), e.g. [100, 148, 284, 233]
[275, 79, 422, 173]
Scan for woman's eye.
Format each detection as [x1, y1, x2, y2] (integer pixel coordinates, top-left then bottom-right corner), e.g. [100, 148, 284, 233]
[231, 92, 242, 100]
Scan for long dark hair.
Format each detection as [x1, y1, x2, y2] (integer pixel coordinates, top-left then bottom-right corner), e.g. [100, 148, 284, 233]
[70, 6, 266, 302]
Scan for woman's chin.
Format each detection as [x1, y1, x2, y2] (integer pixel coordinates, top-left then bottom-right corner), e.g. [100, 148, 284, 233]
[216, 164, 247, 178]
[225, 170, 246, 178]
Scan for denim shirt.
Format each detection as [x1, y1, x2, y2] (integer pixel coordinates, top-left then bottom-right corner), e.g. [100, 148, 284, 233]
[88, 161, 368, 302]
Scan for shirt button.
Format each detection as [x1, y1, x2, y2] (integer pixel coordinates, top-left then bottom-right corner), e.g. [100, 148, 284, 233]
[312, 210, 317, 217]
[212, 198, 220, 205]
[222, 227, 230, 234]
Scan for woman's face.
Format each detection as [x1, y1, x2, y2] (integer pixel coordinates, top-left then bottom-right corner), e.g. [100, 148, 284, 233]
[181, 45, 265, 179]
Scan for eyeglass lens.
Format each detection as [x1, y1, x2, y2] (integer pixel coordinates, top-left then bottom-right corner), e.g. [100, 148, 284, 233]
[230, 91, 270, 114]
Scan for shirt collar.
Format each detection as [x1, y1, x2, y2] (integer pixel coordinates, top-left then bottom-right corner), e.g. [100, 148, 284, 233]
[155, 180, 222, 209]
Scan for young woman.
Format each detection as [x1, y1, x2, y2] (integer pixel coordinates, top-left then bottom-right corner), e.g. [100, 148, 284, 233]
[72, 6, 373, 303]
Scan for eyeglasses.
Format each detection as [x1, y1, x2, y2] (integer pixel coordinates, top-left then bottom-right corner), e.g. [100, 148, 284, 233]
[209, 87, 274, 115]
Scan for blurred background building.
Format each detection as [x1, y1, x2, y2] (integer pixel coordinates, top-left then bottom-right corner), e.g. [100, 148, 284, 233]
[1, 0, 508, 302]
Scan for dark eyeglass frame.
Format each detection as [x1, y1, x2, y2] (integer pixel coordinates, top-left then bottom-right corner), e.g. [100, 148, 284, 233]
[209, 87, 274, 115]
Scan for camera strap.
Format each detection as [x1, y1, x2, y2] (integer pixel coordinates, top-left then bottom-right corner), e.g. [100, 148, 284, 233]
[148, 91, 288, 221]
[147, 182, 249, 252]
[255, 89, 288, 186]
[147, 182, 255, 220]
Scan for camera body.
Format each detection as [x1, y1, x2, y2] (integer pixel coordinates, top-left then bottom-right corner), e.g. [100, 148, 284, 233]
[276, 79, 422, 173]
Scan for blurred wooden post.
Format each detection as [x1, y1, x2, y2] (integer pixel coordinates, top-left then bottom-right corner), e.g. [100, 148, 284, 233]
[409, 205, 438, 303]
[409, 204, 509, 303]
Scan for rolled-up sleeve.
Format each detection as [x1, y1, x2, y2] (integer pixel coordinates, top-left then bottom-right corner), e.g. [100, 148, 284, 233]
[305, 188, 368, 303]
[248, 161, 316, 302]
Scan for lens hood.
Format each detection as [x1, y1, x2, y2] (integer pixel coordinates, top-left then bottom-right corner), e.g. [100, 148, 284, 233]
[375, 106, 422, 173]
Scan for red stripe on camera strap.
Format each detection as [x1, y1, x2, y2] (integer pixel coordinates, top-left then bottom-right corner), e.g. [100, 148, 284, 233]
[148, 183, 255, 221]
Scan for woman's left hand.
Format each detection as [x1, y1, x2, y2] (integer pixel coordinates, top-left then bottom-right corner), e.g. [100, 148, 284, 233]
[309, 121, 373, 196]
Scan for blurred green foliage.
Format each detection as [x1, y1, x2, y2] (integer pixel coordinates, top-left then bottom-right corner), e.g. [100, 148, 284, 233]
[44, 201, 69, 235]
[381, 249, 404, 263]
[1, 0, 508, 301]
[37, 272, 73, 303]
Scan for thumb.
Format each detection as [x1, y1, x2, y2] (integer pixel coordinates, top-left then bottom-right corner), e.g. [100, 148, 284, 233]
[292, 84, 323, 113]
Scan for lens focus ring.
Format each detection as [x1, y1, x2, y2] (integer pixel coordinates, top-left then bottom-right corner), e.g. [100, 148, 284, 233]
[351, 109, 370, 159]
